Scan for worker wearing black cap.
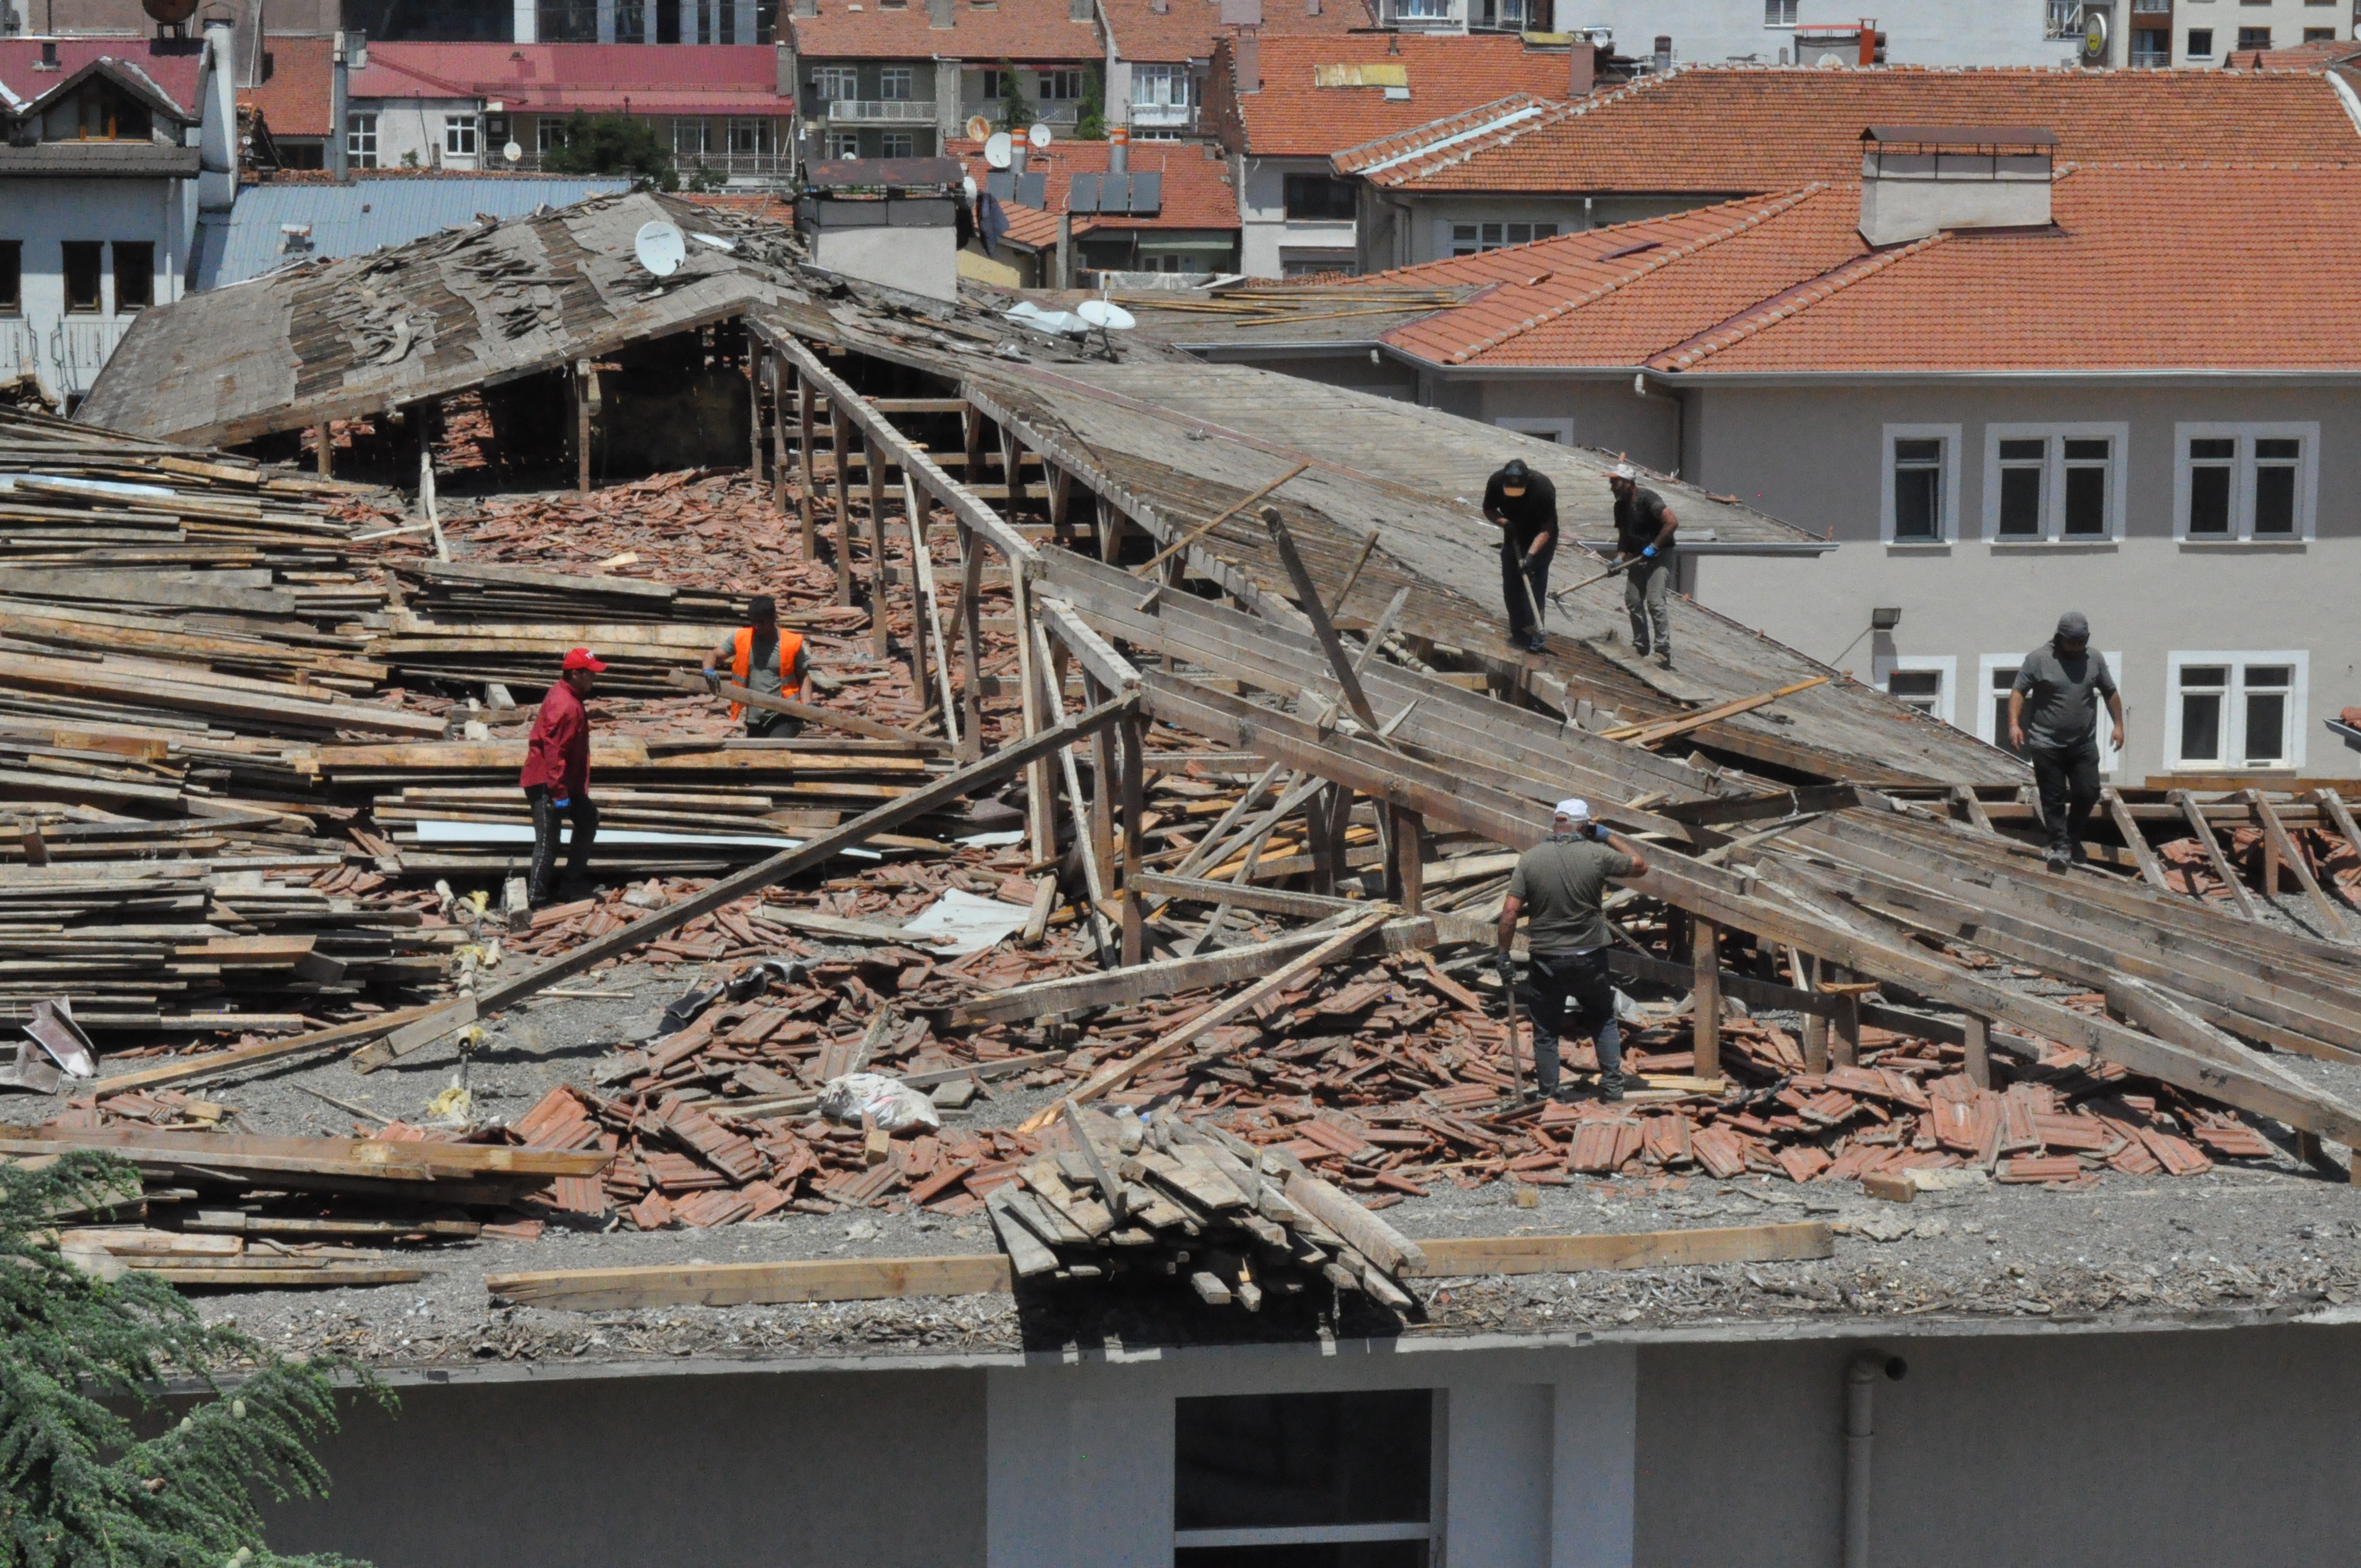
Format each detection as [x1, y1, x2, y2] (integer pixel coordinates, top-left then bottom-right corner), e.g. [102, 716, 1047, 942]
[1482, 458, 1557, 654]
[2009, 610, 2124, 872]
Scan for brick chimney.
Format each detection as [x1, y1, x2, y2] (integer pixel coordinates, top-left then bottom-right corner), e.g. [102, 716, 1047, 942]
[927, 0, 953, 25]
[1568, 38, 1593, 95]
[1234, 32, 1259, 91]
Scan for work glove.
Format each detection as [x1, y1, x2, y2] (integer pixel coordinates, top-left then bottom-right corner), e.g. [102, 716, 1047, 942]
[552, 796, 570, 810]
[1642, 545, 1656, 559]
[1492, 951, 1516, 980]
[701, 668, 722, 690]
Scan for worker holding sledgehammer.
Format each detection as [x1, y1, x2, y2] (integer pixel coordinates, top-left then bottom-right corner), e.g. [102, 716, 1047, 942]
[1482, 458, 1557, 654]
[1496, 798, 1650, 1103]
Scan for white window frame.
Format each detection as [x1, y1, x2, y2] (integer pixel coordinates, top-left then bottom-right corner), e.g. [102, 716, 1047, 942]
[1440, 218, 1559, 257]
[1876, 654, 1957, 726]
[1981, 649, 2124, 772]
[815, 64, 859, 101]
[535, 114, 570, 153]
[1495, 416, 1573, 443]
[825, 129, 862, 159]
[1041, 68, 1085, 101]
[879, 130, 915, 157]
[1882, 423, 1960, 544]
[2172, 422, 2318, 542]
[878, 65, 913, 100]
[1134, 63, 1193, 106]
[443, 112, 478, 157]
[345, 111, 379, 169]
[2186, 26, 2215, 59]
[1765, 0, 1798, 24]
[727, 117, 769, 155]
[1980, 422, 2129, 542]
[2164, 650, 2308, 772]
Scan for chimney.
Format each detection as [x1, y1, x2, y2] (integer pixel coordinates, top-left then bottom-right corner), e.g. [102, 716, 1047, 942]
[1234, 32, 1259, 91]
[1070, 0, 1091, 19]
[1568, 38, 1593, 95]
[1651, 34, 1671, 71]
[37, 39, 57, 68]
[1108, 122, 1128, 173]
[329, 29, 351, 179]
[1218, 0, 1261, 23]
[1858, 126, 2054, 246]
[1305, 0, 1319, 13]
[926, 0, 952, 23]
[1858, 16, 1876, 65]
[1012, 142, 1027, 174]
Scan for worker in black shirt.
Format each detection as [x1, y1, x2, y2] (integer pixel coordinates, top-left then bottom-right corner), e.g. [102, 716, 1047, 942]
[1609, 462, 1678, 669]
[1482, 458, 1557, 654]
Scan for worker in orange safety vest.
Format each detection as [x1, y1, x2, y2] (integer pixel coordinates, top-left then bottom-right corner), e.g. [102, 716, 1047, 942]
[700, 595, 810, 738]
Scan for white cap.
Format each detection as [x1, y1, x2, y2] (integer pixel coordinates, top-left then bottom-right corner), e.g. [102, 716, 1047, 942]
[1611, 461, 1639, 482]
[1553, 797, 1592, 824]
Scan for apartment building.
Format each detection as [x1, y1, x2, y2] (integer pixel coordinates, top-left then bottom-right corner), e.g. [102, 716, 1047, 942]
[782, 0, 1101, 163]
[947, 130, 1237, 281]
[1095, 0, 1369, 141]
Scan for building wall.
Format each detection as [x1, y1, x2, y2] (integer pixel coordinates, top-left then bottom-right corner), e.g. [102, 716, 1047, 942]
[0, 176, 189, 401]
[347, 94, 485, 169]
[1412, 371, 1682, 472]
[1680, 378, 2361, 782]
[1574, 0, 2075, 67]
[1238, 153, 1357, 276]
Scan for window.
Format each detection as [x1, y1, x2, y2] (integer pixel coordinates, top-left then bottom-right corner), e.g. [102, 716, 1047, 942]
[1280, 252, 1356, 278]
[2238, 25, 2271, 47]
[880, 130, 915, 157]
[1283, 173, 1358, 221]
[816, 64, 859, 101]
[2131, 26, 2170, 62]
[1041, 69, 1085, 100]
[1982, 425, 2127, 541]
[2306, 28, 2338, 41]
[111, 241, 152, 312]
[2187, 25, 2214, 54]
[1884, 425, 1957, 542]
[1496, 415, 1574, 443]
[980, 68, 1013, 101]
[826, 129, 862, 159]
[61, 242, 102, 314]
[43, 84, 153, 142]
[444, 114, 478, 157]
[535, 115, 570, 153]
[1134, 63, 1193, 106]
[1766, 0, 1797, 22]
[673, 118, 712, 158]
[727, 118, 771, 155]
[1880, 656, 1956, 725]
[1446, 220, 1557, 255]
[2174, 424, 2316, 540]
[2168, 654, 2306, 770]
[346, 111, 378, 168]
[0, 242, 19, 315]
[2047, 0, 2082, 36]
[1174, 1391, 1434, 1563]
[878, 66, 913, 100]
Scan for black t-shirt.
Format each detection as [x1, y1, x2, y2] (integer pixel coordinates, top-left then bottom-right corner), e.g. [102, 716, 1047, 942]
[1613, 486, 1674, 555]
[1483, 469, 1559, 547]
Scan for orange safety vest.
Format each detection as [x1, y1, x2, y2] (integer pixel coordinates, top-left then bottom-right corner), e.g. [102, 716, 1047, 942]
[730, 625, 803, 720]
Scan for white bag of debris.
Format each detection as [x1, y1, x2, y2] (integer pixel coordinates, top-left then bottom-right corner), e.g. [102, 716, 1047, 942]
[817, 1071, 941, 1133]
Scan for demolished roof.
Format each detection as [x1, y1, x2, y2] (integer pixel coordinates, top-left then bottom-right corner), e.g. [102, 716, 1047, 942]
[1356, 64, 2361, 191]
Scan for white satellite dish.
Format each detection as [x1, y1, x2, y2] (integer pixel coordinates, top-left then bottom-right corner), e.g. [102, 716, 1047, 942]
[1076, 298, 1135, 331]
[965, 114, 993, 141]
[502, 139, 523, 164]
[962, 175, 978, 199]
[634, 219, 687, 277]
[983, 131, 1014, 170]
[1027, 122, 1052, 150]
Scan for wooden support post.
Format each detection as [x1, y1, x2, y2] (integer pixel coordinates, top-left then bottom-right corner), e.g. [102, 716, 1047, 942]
[1949, 784, 1997, 835]
[314, 422, 333, 478]
[866, 430, 891, 658]
[2102, 786, 2170, 891]
[1012, 569, 1054, 864]
[574, 359, 594, 494]
[2169, 789, 2258, 919]
[955, 525, 985, 764]
[1119, 709, 1145, 966]
[747, 344, 763, 477]
[900, 480, 934, 717]
[1691, 916, 1720, 1079]
[999, 427, 1027, 522]
[1098, 503, 1127, 564]
[1085, 671, 1117, 901]
[2248, 788, 2351, 939]
[1047, 465, 1073, 548]
[1389, 805, 1425, 913]
[795, 374, 818, 558]
[768, 355, 788, 514]
[830, 403, 855, 606]
[1962, 1014, 1992, 1089]
[963, 403, 985, 477]
[1827, 969, 1862, 1069]
[2313, 788, 2361, 874]
[1260, 508, 1383, 733]
[1305, 782, 1347, 896]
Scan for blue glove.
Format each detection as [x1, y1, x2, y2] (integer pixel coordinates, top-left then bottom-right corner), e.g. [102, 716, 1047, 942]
[552, 796, 569, 810]
[1642, 545, 1657, 559]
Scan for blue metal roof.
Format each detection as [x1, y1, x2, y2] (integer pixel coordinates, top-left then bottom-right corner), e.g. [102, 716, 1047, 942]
[197, 176, 635, 290]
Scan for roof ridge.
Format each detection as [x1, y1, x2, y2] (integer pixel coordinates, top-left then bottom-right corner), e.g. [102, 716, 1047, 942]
[1330, 90, 1548, 167]
[1411, 184, 1830, 366]
[1368, 74, 1664, 186]
[1647, 230, 1948, 372]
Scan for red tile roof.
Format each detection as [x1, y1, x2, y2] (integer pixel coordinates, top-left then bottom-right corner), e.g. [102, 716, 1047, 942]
[1330, 90, 1555, 176]
[1213, 32, 1573, 157]
[350, 42, 791, 118]
[947, 134, 1239, 241]
[1099, 0, 1369, 66]
[1363, 64, 2361, 190]
[1359, 164, 2361, 374]
[0, 39, 204, 118]
[2244, 39, 2361, 69]
[787, 0, 1101, 62]
[240, 34, 332, 138]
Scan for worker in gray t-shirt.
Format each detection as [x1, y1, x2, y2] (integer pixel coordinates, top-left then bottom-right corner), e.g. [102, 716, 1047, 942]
[2008, 609, 2125, 872]
[1496, 797, 1649, 1103]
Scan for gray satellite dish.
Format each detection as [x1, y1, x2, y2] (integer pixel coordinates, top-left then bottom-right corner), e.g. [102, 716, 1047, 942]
[1027, 122, 1053, 150]
[962, 175, 978, 199]
[983, 131, 1015, 170]
[634, 220, 687, 277]
[502, 139, 523, 164]
[1077, 298, 1135, 331]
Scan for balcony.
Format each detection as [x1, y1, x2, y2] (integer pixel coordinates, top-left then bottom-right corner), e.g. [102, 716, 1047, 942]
[507, 145, 796, 181]
[1130, 101, 1196, 130]
[967, 101, 1080, 126]
[827, 98, 937, 123]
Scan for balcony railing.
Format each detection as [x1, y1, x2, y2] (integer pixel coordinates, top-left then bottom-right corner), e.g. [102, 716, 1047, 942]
[1130, 101, 1196, 129]
[827, 98, 937, 122]
[508, 146, 796, 179]
[967, 101, 1080, 126]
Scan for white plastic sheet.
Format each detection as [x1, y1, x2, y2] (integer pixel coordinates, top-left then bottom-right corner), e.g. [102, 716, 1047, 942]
[895, 887, 1034, 956]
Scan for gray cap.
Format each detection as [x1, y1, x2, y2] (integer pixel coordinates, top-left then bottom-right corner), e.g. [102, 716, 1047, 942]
[2055, 610, 2091, 639]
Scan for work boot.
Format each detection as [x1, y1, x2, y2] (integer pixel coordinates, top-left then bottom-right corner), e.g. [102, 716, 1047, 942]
[2069, 841, 2089, 865]
[2044, 847, 2071, 873]
[1524, 630, 1548, 654]
[1598, 1069, 1626, 1103]
[1656, 650, 1674, 671]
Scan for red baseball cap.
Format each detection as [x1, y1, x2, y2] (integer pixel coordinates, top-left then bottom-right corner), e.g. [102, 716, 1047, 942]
[562, 647, 609, 672]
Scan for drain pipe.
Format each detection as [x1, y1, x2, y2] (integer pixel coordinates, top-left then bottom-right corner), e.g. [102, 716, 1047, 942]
[1843, 1353, 1907, 1568]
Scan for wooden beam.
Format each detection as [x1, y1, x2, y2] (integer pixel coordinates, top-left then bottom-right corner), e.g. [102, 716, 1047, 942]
[1130, 464, 1310, 580]
[1038, 597, 1142, 696]
[1263, 508, 1383, 734]
[1691, 916, 1720, 1078]
[956, 525, 985, 764]
[2102, 786, 2169, 891]
[1400, 1221, 1833, 1278]
[92, 1005, 443, 1095]
[866, 421, 893, 658]
[575, 360, 593, 494]
[2248, 788, 2352, 940]
[830, 401, 856, 607]
[795, 369, 818, 557]
[487, 1253, 1016, 1310]
[1131, 872, 1355, 919]
[665, 671, 947, 751]
[2170, 788, 2259, 919]
[1119, 710, 1145, 965]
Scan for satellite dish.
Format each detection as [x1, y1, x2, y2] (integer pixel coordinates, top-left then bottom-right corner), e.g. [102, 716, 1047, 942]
[633, 220, 687, 277]
[1027, 122, 1053, 150]
[966, 115, 993, 141]
[1077, 298, 1135, 331]
[1031, 311, 1089, 336]
[502, 139, 523, 164]
[983, 132, 1014, 170]
[143, 0, 200, 23]
[962, 175, 978, 199]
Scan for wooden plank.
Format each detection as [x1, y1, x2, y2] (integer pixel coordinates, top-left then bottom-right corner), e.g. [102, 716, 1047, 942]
[1129, 464, 1310, 580]
[1130, 872, 1355, 919]
[2248, 788, 2353, 940]
[1262, 509, 1381, 733]
[1691, 916, 1720, 1078]
[1282, 1167, 1426, 1276]
[1400, 1221, 1834, 1278]
[485, 1251, 1017, 1310]
[2102, 786, 2170, 891]
[2170, 788, 2259, 919]
[663, 671, 947, 752]
[92, 1004, 442, 1095]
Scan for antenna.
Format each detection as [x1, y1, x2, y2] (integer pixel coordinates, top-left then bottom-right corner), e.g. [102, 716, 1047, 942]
[984, 131, 1014, 170]
[633, 219, 687, 278]
[1076, 297, 1136, 356]
[502, 139, 523, 164]
[1027, 122, 1053, 150]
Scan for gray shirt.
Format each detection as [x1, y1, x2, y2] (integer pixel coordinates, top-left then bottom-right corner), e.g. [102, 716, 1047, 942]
[2011, 641, 2115, 752]
[1508, 835, 1632, 954]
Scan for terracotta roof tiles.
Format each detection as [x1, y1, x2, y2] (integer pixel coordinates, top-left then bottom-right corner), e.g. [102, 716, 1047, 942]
[240, 35, 333, 139]
[1100, 0, 1369, 65]
[1222, 32, 1573, 157]
[948, 134, 1238, 241]
[787, 0, 1102, 62]
[351, 42, 792, 117]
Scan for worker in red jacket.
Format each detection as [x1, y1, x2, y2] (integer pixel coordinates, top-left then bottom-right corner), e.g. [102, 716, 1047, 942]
[520, 646, 606, 907]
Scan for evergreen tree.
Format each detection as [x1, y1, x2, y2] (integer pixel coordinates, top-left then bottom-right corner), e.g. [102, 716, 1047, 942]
[995, 62, 1036, 133]
[540, 112, 681, 190]
[0, 1152, 388, 1568]
[1074, 67, 1107, 140]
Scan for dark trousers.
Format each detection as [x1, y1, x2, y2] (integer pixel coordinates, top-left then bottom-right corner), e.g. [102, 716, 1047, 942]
[1502, 538, 1555, 635]
[2028, 737, 2101, 856]
[747, 709, 803, 740]
[1625, 551, 1675, 654]
[1521, 949, 1622, 1096]
[525, 784, 598, 902]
